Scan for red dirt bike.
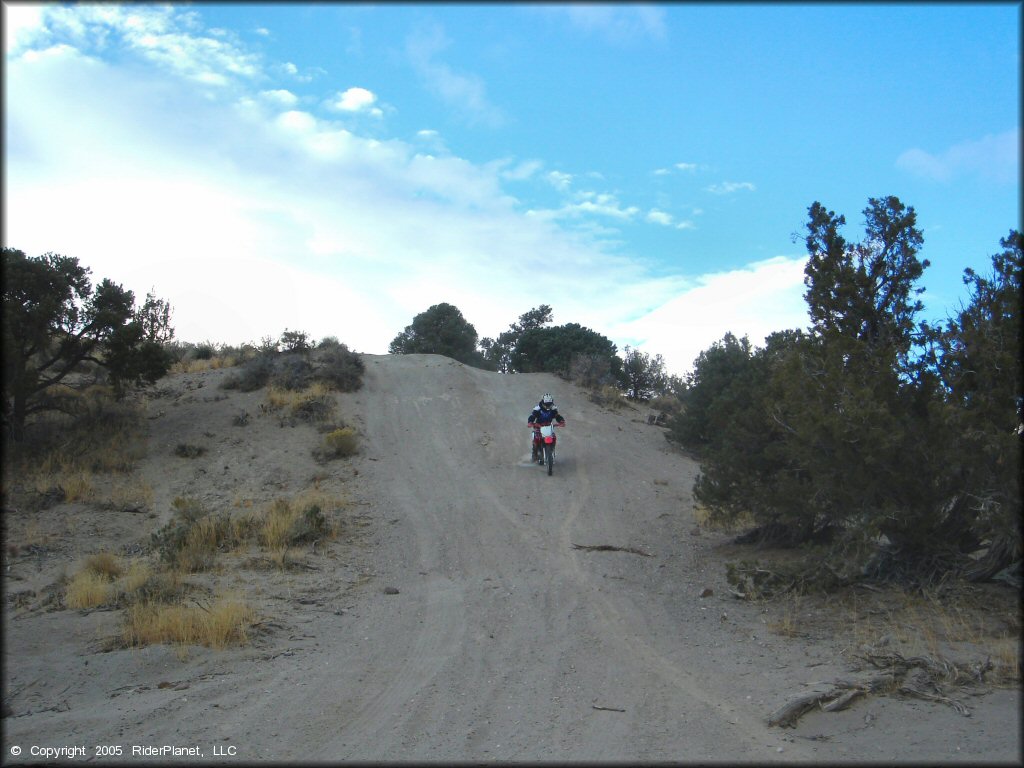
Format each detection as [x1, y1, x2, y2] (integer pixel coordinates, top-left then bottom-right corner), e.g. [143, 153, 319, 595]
[529, 422, 564, 476]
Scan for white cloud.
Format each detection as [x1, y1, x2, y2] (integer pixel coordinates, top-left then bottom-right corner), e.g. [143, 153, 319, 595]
[276, 109, 317, 134]
[546, 171, 573, 191]
[706, 181, 756, 195]
[554, 5, 667, 43]
[535, 191, 640, 222]
[497, 158, 544, 182]
[646, 209, 674, 226]
[612, 257, 809, 375]
[259, 88, 298, 107]
[3, 2, 47, 53]
[327, 86, 381, 115]
[278, 61, 323, 83]
[414, 128, 448, 154]
[344, 26, 362, 56]
[5, 36, 577, 349]
[405, 23, 503, 127]
[896, 129, 1019, 185]
[654, 161, 700, 176]
[3, 3, 807, 379]
[59, 4, 259, 86]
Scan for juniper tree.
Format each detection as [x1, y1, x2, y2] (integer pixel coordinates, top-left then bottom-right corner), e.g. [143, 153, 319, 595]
[2, 248, 173, 440]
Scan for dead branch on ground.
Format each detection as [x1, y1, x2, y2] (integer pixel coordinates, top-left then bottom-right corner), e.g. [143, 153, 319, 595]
[767, 648, 990, 727]
[572, 543, 652, 557]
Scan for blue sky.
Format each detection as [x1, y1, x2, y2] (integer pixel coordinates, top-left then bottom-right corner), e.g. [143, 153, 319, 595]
[3, 3, 1020, 376]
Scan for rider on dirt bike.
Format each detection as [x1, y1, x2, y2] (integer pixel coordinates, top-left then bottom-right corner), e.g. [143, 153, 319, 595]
[528, 393, 565, 465]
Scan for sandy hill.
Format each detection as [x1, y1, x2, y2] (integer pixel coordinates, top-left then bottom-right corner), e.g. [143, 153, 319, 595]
[3, 353, 1019, 762]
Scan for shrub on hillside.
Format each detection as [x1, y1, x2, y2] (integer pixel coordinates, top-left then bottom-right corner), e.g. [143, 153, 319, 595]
[193, 343, 216, 360]
[219, 341, 363, 393]
[279, 328, 312, 353]
[174, 443, 206, 458]
[260, 497, 332, 557]
[567, 352, 620, 389]
[589, 384, 628, 409]
[149, 497, 254, 572]
[3, 248, 174, 441]
[220, 354, 275, 391]
[269, 353, 313, 390]
[289, 386, 335, 423]
[313, 427, 359, 462]
[315, 344, 364, 392]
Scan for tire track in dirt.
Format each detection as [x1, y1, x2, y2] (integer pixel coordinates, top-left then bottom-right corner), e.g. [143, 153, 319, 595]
[320, 359, 474, 756]
[319, 355, 804, 760]
[557, 454, 810, 757]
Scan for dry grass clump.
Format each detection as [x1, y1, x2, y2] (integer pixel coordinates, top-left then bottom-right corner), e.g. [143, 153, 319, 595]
[693, 502, 755, 533]
[152, 492, 341, 572]
[58, 469, 95, 502]
[260, 493, 336, 554]
[648, 394, 683, 419]
[314, 427, 359, 462]
[66, 553, 181, 610]
[767, 583, 1022, 688]
[169, 355, 240, 374]
[66, 551, 125, 608]
[265, 382, 336, 423]
[589, 385, 628, 409]
[108, 479, 154, 510]
[64, 485, 347, 653]
[855, 587, 1022, 685]
[13, 520, 50, 551]
[166, 340, 252, 374]
[65, 570, 114, 610]
[66, 549, 248, 652]
[766, 594, 807, 638]
[5, 385, 147, 510]
[256, 490, 345, 567]
[85, 551, 124, 579]
[115, 560, 154, 596]
[122, 594, 257, 652]
[64, 549, 254, 652]
[113, 563, 185, 606]
[150, 497, 258, 572]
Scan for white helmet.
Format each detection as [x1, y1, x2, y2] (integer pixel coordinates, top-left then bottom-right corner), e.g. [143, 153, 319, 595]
[541, 393, 554, 407]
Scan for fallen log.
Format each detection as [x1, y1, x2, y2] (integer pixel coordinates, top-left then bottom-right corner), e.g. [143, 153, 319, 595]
[766, 673, 895, 727]
[767, 650, 977, 727]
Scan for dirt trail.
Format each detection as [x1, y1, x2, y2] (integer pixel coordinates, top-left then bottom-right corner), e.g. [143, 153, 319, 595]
[314, 354, 793, 761]
[3, 353, 1019, 763]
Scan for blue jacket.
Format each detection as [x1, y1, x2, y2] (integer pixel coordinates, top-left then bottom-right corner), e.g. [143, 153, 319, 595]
[528, 402, 565, 425]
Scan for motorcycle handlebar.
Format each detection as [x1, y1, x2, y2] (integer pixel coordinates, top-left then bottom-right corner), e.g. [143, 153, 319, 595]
[528, 422, 565, 427]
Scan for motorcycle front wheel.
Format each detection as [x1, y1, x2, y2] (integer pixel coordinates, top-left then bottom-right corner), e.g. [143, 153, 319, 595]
[544, 444, 554, 476]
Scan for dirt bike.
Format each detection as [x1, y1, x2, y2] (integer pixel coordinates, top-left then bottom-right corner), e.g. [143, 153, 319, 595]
[529, 422, 563, 476]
